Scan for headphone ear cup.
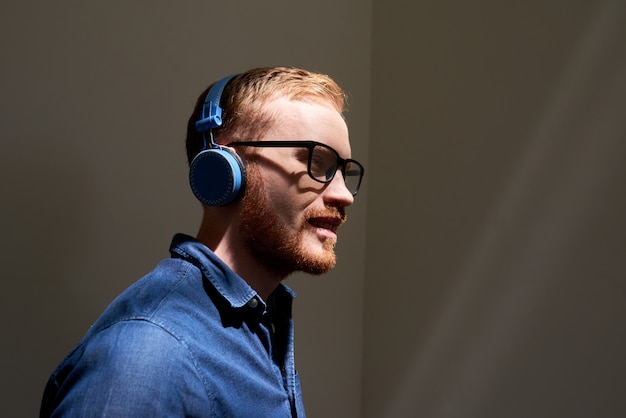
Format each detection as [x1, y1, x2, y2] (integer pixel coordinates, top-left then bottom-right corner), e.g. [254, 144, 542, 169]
[189, 147, 246, 206]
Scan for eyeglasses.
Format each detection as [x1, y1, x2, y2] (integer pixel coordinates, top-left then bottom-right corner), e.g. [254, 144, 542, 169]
[228, 140, 364, 196]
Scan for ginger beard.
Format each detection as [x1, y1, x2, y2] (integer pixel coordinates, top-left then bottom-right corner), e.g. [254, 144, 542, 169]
[239, 163, 346, 278]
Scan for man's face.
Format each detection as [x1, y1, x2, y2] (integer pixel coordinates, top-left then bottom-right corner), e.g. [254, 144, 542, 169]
[238, 98, 355, 277]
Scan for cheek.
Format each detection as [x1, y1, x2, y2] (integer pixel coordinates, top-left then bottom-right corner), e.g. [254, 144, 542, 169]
[253, 158, 321, 226]
[269, 191, 305, 222]
[261, 173, 313, 216]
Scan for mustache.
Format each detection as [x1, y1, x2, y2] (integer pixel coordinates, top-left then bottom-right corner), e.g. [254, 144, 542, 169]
[305, 206, 347, 225]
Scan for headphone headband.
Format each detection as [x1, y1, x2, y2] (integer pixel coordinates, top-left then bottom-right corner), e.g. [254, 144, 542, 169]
[195, 74, 239, 133]
[189, 73, 246, 206]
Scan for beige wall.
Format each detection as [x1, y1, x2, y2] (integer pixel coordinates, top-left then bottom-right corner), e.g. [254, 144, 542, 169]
[364, 1, 626, 417]
[3, 1, 626, 417]
[0, 2, 370, 417]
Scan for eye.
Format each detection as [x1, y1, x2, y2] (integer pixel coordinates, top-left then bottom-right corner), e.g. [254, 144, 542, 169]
[310, 145, 337, 181]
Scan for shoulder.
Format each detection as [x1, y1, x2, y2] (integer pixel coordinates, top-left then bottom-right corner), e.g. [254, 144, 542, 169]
[82, 319, 199, 371]
[92, 258, 205, 326]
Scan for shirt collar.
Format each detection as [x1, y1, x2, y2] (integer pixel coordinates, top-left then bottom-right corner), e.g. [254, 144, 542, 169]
[169, 233, 296, 310]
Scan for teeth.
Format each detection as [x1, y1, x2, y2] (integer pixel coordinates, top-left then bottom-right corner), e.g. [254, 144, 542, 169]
[310, 220, 337, 231]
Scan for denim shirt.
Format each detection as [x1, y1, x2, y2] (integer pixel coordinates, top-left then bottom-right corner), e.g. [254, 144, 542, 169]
[40, 234, 306, 417]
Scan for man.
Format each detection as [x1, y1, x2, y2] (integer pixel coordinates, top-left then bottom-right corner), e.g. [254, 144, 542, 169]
[40, 67, 364, 417]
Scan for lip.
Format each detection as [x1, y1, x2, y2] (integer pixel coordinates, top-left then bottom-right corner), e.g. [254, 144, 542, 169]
[307, 216, 342, 232]
[307, 216, 342, 240]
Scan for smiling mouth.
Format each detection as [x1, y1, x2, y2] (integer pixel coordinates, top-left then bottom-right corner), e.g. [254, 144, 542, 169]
[307, 218, 341, 232]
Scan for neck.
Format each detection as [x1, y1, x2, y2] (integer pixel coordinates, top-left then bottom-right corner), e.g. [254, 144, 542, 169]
[196, 209, 285, 301]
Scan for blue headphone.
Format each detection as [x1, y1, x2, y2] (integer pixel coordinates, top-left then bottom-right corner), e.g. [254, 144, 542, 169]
[189, 74, 246, 206]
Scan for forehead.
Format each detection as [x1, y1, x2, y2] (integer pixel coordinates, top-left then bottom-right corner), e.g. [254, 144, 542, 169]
[262, 97, 351, 157]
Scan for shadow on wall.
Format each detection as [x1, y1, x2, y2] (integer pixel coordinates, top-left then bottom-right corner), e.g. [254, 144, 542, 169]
[371, 1, 626, 416]
[0, 137, 95, 416]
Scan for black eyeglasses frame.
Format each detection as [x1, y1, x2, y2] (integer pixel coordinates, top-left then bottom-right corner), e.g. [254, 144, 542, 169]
[227, 140, 364, 196]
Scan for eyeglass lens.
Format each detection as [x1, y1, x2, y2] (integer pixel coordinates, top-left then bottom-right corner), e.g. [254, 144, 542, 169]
[343, 161, 362, 195]
[310, 143, 362, 195]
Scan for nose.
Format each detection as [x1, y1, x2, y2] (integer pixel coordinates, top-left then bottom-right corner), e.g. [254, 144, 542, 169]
[324, 171, 354, 207]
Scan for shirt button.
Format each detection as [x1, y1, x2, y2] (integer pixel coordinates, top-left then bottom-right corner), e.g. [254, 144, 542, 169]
[248, 297, 259, 309]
